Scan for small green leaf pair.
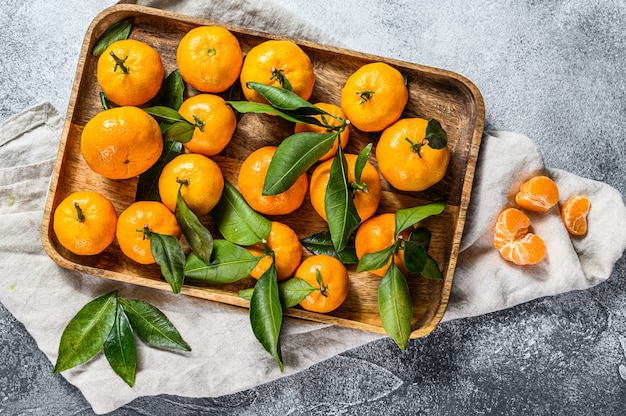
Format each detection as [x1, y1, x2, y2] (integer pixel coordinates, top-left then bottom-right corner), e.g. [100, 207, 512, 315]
[150, 187, 215, 294]
[54, 290, 190, 387]
[356, 201, 446, 349]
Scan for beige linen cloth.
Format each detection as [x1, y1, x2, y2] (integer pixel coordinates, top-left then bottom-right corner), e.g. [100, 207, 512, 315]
[1, 2, 626, 414]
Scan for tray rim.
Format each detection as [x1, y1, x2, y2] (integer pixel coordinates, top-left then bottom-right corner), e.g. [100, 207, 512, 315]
[40, 3, 485, 338]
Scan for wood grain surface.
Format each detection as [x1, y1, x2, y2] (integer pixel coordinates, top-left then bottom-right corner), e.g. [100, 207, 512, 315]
[40, 4, 484, 338]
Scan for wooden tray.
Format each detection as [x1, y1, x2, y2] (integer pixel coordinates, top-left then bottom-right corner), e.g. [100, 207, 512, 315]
[41, 4, 484, 338]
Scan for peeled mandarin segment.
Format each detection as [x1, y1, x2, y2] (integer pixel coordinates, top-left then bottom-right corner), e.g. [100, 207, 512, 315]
[493, 207, 546, 265]
[561, 195, 591, 236]
[515, 175, 559, 212]
[498, 233, 547, 266]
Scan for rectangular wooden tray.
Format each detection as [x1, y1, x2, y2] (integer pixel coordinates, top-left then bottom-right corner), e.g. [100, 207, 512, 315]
[41, 4, 484, 338]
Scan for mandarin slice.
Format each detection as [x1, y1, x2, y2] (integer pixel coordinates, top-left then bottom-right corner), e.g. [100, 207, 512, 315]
[493, 208, 546, 265]
[561, 195, 591, 236]
[515, 175, 559, 212]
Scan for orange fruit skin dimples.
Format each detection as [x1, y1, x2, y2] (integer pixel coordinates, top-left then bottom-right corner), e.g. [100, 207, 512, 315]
[493, 208, 546, 266]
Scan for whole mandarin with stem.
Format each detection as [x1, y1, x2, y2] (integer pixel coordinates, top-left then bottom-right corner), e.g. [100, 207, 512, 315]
[158, 153, 225, 217]
[177, 93, 237, 157]
[97, 39, 164, 107]
[176, 25, 243, 93]
[238, 146, 308, 216]
[246, 221, 303, 282]
[296, 254, 350, 313]
[309, 153, 381, 223]
[239, 39, 315, 103]
[116, 201, 182, 265]
[376, 117, 450, 192]
[53, 191, 118, 256]
[80, 106, 163, 180]
[340, 61, 408, 132]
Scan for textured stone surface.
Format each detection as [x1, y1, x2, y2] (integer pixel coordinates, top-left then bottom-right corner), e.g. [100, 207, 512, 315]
[1, 0, 626, 414]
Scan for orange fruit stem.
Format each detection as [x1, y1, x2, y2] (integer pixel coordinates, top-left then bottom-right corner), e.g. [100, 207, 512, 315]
[73, 202, 85, 222]
[110, 51, 130, 74]
[357, 90, 375, 104]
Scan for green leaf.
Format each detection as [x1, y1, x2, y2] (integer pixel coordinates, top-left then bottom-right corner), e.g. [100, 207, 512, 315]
[421, 255, 443, 281]
[162, 121, 195, 143]
[424, 119, 448, 149]
[408, 226, 431, 251]
[249, 262, 284, 371]
[54, 291, 118, 373]
[119, 298, 191, 351]
[92, 18, 133, 56]
[245, 82, 327, 116]
[226, 101, 324, 125]
[135, 141, 183, 202]
[238, 287, 255, 300]
[143, 106, 186, 124]
[151, 69, 185, 110]
[325, 146, 361, 252]
[175, 189, 213, 263]
[378, 263, 413, 350]
[212, 180, 272, 246]
[279, 277, 316, 308]
[395, 200, 446, 236]
[150, 232, 186, 294]
[262, 132, 336, 196]
[300, 230, 358, 264]
[356, 243, 396, 273]
[403, 240, 427, 274]
[184, 240, 260, 284]
[103, 303, 136, 387]
[354, 143, 373, 184]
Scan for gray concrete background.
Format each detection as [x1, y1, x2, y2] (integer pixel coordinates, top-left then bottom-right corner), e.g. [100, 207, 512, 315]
[1, 0, 626, 414]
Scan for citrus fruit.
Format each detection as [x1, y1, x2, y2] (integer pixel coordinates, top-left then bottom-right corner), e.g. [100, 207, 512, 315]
[375, 117, 450, 192]
[239, 39, 315, 103]
[561, 195, 591, 236]
[116, 201, 182, 265]
[309, 153, 382, 222]
[177, 93, 237, 157]
[176, 25, 243, 93]
[493, 207, 546, 265]
[238, 146, 308, 215]
[355, 213, 410, 277]
[158, 153, 225, 217]
[340, 61, 408, 132]
[97, 39, 164, 106]
[295, 254, 350, 313]
[246, 221, 303, 281]
[293, 102, 349, 161]
[515, 175, 559, 212]
[80, 106, 163, 180]
[53, 191, 118, 256]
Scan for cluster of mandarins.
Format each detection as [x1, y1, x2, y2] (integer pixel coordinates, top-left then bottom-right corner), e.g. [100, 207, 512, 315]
[53, 25, 451, 314]
[493, 175, 591, 266]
